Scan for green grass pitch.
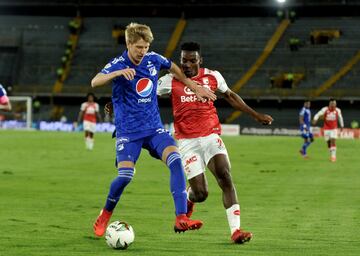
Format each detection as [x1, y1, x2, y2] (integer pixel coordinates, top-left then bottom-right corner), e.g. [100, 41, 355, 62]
[0, 130, 359, 256]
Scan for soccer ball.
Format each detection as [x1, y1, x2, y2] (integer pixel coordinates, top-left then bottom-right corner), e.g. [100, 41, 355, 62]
[105, 221, 135, 250]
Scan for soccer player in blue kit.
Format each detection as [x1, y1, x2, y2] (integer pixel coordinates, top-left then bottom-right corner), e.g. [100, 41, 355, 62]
[91, 23, 216, 237]
[299, 100, 314, 158]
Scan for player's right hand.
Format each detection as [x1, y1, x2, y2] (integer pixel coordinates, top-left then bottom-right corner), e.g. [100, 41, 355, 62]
[118, 68, 136, 80]
[256, 113, 273, 125]
[105, 102, 113, 116]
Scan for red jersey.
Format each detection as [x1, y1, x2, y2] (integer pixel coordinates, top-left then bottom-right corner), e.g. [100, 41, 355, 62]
[314, 107, 344, 130]
[80, 102, 99, 123]
[157, 68, 229, 139]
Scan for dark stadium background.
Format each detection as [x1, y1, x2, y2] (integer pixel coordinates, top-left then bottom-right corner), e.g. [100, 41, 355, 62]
[0, 0, 359, 129]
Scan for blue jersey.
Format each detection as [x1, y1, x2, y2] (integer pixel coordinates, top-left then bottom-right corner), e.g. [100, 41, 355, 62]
[101, 50, 172, 139]
[299, 107, 311, 131]
[0, 84, 6, 97]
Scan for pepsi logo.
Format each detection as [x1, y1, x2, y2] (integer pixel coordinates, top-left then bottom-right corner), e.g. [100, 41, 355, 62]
[136, 78, 153, 97]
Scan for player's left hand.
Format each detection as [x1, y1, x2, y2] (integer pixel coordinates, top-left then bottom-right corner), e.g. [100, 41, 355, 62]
[105, 102, 113, 116]
[194, 85, 217, 102]
[256, 113, 273, 125]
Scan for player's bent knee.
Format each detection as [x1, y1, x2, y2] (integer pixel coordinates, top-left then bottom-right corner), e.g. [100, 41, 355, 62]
[193, 189, 208, 202]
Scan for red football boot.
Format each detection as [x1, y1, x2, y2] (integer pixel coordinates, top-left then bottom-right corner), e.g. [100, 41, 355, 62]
[174, 214, 203, 233]
[93, 209, 112, 237]
[231, 229, 253, 244]
[186, 199, 195, 218]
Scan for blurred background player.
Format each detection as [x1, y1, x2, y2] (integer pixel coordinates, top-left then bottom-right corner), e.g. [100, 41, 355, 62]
[91, 23, 216, 237]
[299, 100, 314, 158]
[313, 99, 344, 162]
[77, 92, 102, 150]
[0, 83, 12, 111]
[157, 42, 273, 243]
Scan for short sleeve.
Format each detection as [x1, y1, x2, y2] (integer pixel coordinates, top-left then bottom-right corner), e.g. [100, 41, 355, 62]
[95, 103, 100, 112]
[299, 108, 305, 116]
[80, 103, 86, 111]
[157, 74, 173, 96]
[212, 70, 229, 93]
[101, 57, 123, 74]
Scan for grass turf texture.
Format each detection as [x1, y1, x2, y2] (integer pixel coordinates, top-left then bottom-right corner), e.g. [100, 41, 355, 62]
[0, 131, 359, 256]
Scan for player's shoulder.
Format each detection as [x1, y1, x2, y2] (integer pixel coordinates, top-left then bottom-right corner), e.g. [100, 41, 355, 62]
[321, 106, 329, 112]
[145, 51, 161, 60]
[102, 55, 126, 73]
[336, 107, 342, 113]
[146, 51, 169, 62]
[203, 68, 222, 76]
[203, 68, 225, 81]
[158, 73, 174, 85]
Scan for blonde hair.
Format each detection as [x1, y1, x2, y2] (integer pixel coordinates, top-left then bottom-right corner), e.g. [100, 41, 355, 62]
[125, 22, 154, 44]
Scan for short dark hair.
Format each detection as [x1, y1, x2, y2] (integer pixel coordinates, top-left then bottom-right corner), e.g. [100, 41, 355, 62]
[329, 98, 336, 102]
[87, 92, 95, 99]
[181, 42, 201, 53]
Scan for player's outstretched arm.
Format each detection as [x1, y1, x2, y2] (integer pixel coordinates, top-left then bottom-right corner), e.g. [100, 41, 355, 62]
[91, 68, 136, 88]
[168, 62, 216, 101]
[312, 107, 326, 125]
[223, 89, 273, 125]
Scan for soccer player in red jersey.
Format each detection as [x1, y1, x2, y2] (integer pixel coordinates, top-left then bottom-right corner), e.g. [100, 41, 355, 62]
[313, 99, 344, 162]
[77, 93, 102, 150]
[157, 42, 273, 243]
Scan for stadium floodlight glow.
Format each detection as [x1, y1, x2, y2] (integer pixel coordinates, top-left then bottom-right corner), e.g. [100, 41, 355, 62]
[276, 0, 286, 3]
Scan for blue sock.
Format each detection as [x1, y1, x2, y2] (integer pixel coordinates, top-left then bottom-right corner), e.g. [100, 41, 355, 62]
[302, 141, 311, 155]
[166, 152, 187, 216]
[104, 168, 134, 212]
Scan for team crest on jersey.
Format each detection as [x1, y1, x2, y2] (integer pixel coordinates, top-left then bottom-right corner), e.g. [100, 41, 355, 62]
[202, 77, 209, 85]
[184, 86, 195, 95]
[136, 78, 153, 97]
[149, 66, 157, 76]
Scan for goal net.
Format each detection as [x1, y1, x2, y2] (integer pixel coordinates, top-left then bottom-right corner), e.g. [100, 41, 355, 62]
[0, 96, 32, 129]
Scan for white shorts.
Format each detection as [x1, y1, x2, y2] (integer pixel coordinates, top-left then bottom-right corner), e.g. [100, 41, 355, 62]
[178, 133, 230, 180]
[83, 120, 96, 133]
[324, 129, 338, 141]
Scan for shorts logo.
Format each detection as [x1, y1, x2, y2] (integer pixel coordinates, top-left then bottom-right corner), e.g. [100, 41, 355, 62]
[216, 138, 224, 149]
[116, 137, 129, 151]
[136, 78, 153, 97]
[185, 156, 197, 167]
[117, 144, 124, 151]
